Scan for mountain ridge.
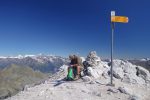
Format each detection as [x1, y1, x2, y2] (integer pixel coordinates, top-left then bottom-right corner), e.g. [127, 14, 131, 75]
[0, 55, 69, 73]
[5, 51, 150, 100]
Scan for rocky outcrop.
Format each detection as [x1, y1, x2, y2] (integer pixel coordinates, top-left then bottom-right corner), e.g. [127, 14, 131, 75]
[136, 66, 150, 83]
[112, 60, 150, 85]
[81, 51, 150, 85]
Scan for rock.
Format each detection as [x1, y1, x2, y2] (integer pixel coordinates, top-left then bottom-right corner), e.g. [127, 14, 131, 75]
[80, 71, 85, 77]
[107, 91, 113, 95]
[81, 90, 87, 93]
[96, 93, 102, 97]
[136, 66, 148, 78]
[88, 91, 101, 97]
[107, 70, 121, 79]
[82, 76, 92, 82]
[136, 66, 150, 83]
[23, 85, 31, 91]
[107, 88, 119, 93]
[102, 72, 109, 79]
[87, 67, 99, 78]
[95, 80, 106, 85]
[93, 91, 101, 97]
[0, 89, 11, 99]
[128, 95, 139, 100]
[102, 69, 110, 79]
[118, 87, 131, 95]
[86, 67, 104, 79]
[82, 51, 110, 79]
[112, 70, 123, 79]
[113, 60, 127, 79]
[86, 51, 101, 67]
[39, 90, 45, 96]
[122, 73, 146, 85]
[112, 60, 149, 85]
[122, 74, 138, 84]
[123, 62, 137, 74]
[89, 81, 96, 84]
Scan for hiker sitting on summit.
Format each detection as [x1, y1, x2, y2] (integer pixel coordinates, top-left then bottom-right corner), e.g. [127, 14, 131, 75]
[67, 55, 82, 80]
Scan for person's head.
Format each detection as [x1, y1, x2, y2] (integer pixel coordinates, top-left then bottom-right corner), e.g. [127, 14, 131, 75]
[69, 55, 74, 60]
[73, 55, 78, 59]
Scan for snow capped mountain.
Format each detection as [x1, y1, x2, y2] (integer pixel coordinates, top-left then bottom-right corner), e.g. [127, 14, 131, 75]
[0, 55, 35, 59]
[0, 56, 7, 59]
[0, 54, 69, 73]
[24, 54, 36, 58]
[140, 58, 150, 61]
[0, 54, 67, 61]
[0, 54, 56, 59]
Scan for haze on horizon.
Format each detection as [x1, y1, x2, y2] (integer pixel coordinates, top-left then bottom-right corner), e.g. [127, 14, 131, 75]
[0, 0, 150, 59]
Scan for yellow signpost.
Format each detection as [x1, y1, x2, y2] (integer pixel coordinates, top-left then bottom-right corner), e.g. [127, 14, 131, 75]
[110, 11, 128, 86]
[111, 16, 128, 23]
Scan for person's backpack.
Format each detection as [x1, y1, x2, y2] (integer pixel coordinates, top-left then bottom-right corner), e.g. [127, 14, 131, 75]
[67, 68, 74, 81]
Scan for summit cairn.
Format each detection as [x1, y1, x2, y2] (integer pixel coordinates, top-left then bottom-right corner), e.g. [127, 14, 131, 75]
[86, 51, 101, 67]
[82, 51, 109, 79]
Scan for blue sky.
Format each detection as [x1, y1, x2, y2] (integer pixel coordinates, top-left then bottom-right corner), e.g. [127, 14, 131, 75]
[0, 0, 150, 59]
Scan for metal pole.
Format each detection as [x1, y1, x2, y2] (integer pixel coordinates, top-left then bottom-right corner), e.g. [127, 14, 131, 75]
[107, 11, 115, 86]
[111, 22, 114, 85]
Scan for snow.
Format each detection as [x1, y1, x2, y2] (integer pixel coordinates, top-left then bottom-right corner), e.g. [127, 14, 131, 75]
[24, 55, 36, 58]
[140, 58, 150, 61]
[0, 56, 7, 59]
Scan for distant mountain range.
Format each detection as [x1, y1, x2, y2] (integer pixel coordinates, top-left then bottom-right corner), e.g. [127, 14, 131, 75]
[0, 54, 69, 73]
[0, 55, 149, 73]
[0, 55, 69, 99]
